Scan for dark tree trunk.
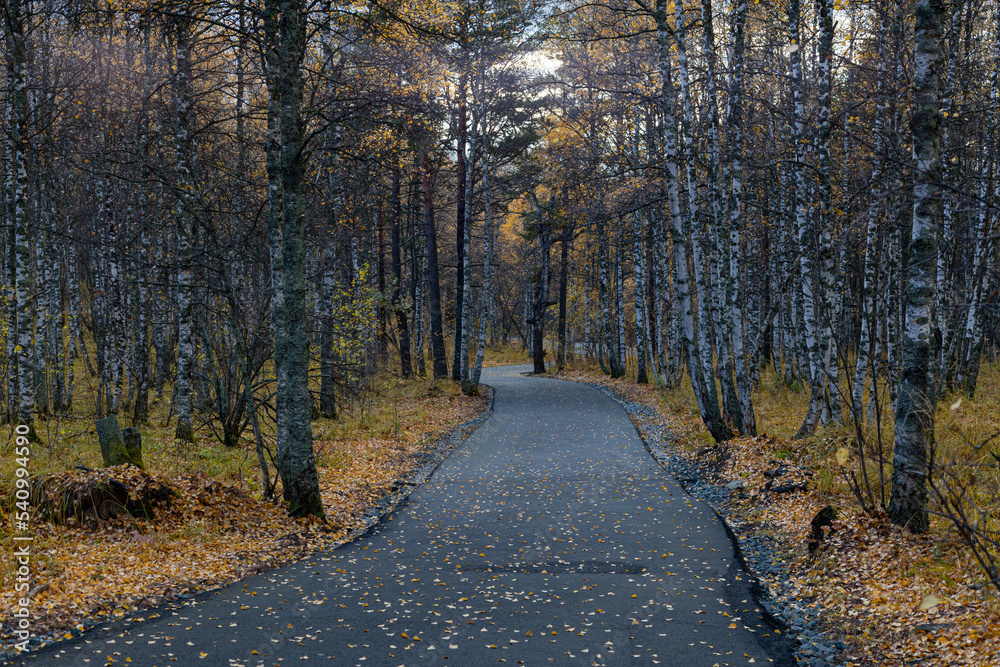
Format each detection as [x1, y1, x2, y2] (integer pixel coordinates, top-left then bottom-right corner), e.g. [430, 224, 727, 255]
[375, 199, 389, 360]
[409, 152, 425, 376]
[264, 0, 323, 520]
[531, 212, 551, 375]
[423, 154, 448, 379]
[391, 161, 412, 378]
[557, 232, 570, 370]
[320, 244, 337, 419]
[453, 73, 467, 382]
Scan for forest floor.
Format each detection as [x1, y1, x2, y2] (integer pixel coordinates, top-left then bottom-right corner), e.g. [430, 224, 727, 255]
[553, 363, 1000, 667]
[0, 375, 490, 658]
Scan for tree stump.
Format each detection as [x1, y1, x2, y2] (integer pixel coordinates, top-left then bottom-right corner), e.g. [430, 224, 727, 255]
[122, 427, 145, 469]
[36, 465, 174, 524]
[96, 416, 144, 469]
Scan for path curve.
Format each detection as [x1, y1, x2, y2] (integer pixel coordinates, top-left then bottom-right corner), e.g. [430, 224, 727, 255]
[14, 366, 794, 666]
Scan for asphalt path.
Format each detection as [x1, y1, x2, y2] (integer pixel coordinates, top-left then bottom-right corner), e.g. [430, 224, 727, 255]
[15, 365, 794, 666]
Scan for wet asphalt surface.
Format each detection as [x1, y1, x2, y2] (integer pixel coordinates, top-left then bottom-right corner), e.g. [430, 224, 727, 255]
[13, 365, 794, 666]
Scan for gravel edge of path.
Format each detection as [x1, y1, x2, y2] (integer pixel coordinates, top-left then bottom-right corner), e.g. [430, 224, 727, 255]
[575, 380, 846, 667]
[1, 387, 496, 665]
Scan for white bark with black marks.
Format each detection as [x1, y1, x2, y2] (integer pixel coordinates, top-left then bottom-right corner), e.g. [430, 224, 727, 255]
[657, 0, 730, 441]
[889, 0, 947, 534]
[173, 19, 196, 442]
[726, 0, 756, 435]
[8, 0, 36, 437]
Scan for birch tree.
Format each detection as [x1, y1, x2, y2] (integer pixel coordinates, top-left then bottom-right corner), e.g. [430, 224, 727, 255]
[888, 0, 948, 534]
[263, 0, 324, 519]
[656, 0, 731, 442]
[6, 0, 36, 439]
[172, 11, 197, 442]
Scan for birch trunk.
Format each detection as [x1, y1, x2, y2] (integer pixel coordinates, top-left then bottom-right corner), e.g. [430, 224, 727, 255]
[676, 0, 718, 405]
[8, 0, 36, 437]
[957, 178, 991, 397]
[5, 228, 17, 423]
[933, 2, 964, 396]
[657, 0, 731, 441]
[453, 64, 468, 383]
[652, 205, 672, 384]
[645, 196, 665, 384]
[530, 194, 551, 375]
[460, 101, 477, 392]
[790, 0, 824, 439]
[320, 20, 341, 410]
[265, 0, 324, 519]
[66, 241, 78, 412]
[264, 0, 288, 462]
[107, 234, 124, 415]
[853, 12, 890, 422]
[956, 6, 998, 398]
[2, 87, 13, 423]
[701, 0, 739, 430]
[13, 174, 34, 434]
[44, 193, 63, 414]
[470, 155, 493, 390]
[815, 0, 839, 427]
[583, 248, 592, 363]
[615, 228, 625, 376]
[727, 0, 756, 435]
[633, 210, 648, 384]
[598, 218, 617, 377]
[320, 243, 337, 419]
[173, 19, 196, 442]
[409, 156, 426, 377]
[888, 0, 947, 534]
[557, 228, 571, 371]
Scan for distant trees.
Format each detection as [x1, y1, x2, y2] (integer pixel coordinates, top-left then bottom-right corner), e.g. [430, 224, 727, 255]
[2, 0, 998, 528]
[538, 0, 998, 533]
[0, 0, 546, 518]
